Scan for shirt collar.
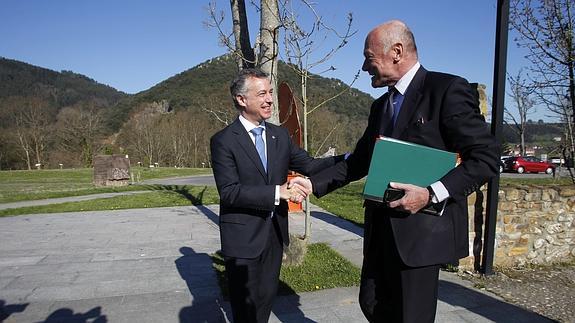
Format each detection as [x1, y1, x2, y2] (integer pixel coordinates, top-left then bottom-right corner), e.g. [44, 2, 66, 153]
[391, 61, 420, 95]
[239, 114, 266, 133]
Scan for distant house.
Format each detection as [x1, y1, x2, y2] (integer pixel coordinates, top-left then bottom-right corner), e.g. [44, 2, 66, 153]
[507, 145, 535, 156]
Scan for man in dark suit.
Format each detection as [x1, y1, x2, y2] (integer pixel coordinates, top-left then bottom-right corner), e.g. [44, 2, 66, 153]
[210, 68, 341, 322]
[298, 20, 499, 322]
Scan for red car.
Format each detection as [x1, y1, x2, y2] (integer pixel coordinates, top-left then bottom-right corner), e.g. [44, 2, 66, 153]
[503, 156, 555, 174]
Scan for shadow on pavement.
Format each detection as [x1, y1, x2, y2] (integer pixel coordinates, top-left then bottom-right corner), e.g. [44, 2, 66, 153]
[311, 210, 363, 236]
[273, 283, 317, 322]
[0, 300, 28, 321]
[41, 306, 107, 323]
[209, 251, 315, 322]
[167, 188, 315, 321]
[196, 205, 219, 225]
[438, 280, 554, 322]
[176, 246, 229, 322]
[188, 205, 315, 322]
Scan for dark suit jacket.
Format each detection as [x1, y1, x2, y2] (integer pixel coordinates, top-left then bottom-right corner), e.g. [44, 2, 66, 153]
[310, 66, 499, 267]
[211, 118, 341, 259]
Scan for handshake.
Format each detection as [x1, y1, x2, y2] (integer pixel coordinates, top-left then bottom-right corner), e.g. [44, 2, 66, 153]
[280, 176, 313, 203]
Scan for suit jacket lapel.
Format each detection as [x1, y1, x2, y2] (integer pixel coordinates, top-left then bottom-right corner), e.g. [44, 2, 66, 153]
[265, 124, 278, 182]
[378, 92, 393, 136]
[231, 119, 268, 180]
[392, 66, 427, 138]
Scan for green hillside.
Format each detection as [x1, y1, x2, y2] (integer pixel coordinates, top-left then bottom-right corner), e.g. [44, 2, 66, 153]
[0, 55, 374, 169]
[112, 54, 373, 127]
[501, 122, 564, 144]
[2, 54, 565, 171]
[0, 57, 127, 108]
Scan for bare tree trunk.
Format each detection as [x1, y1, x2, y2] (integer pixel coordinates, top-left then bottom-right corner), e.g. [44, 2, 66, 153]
[230, 0, 255, 70]
[520, 131, 526, 155]
[564, 110, 575, 183]
[17, 133, 32, 170]
[34, 139, 42, 166]
[510, 0, 574, 174]
[505, 71, 535, 156]
[25, 150, 31, 170]
[568, 59, 575, 178]
[259, 0, 280, 125]
[299, 69, 313, 239]
[194, 132, 198, 168]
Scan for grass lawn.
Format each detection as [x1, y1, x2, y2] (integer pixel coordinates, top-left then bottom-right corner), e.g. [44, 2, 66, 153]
[0, 185, 219, 217]
[2, 167, 572, 220]
[211, 243, 361, 297]
[279, 243, 361, 293]
[0, 167, 211, 203]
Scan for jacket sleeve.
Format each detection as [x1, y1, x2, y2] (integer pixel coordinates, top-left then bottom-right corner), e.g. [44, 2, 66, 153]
[309, 98, 384, 197]
[438, 77, 500, 201]
[284, 126, 346, 176]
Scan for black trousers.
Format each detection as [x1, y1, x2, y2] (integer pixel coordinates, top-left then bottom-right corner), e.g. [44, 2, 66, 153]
[359, 214, 440, 323]
[224, 220, 283, 323]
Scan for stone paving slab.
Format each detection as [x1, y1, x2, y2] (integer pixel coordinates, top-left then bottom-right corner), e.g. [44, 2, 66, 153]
[0, 204, 553, 322]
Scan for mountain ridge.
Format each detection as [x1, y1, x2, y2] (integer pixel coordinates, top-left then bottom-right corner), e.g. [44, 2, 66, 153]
[0, 55, 566, 170]
[0, 56, 127, 107]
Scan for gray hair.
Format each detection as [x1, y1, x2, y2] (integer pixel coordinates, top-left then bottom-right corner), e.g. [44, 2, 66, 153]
[230, 68, 269, 109]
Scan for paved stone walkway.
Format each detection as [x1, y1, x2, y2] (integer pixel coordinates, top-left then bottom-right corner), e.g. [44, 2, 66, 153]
[0, 203, 553, 322]
[0, 191, 150, 211]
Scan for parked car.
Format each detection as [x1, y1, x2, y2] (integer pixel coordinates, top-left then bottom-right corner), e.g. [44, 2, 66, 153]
[499, 155, 512, 173]
[504, 156, 555, 174]
[549, 156, 565, 165]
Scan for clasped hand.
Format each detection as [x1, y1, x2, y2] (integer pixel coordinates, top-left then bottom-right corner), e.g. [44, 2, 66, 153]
[280, 177, 313, 203]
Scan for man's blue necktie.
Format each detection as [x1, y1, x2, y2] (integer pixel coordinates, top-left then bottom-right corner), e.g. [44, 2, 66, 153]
[250, 127, 267, 172]
[391, 89, 404, 126]
[382, 87, 404, 136]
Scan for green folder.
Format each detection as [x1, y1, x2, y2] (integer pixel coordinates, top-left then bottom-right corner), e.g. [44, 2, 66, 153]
[363, 137, 458, 202]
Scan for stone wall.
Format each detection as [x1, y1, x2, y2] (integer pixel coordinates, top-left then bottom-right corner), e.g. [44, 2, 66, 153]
[461, 184, 575, 269]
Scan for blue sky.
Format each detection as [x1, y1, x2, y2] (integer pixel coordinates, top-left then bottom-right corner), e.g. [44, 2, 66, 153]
[0, 0, 545, 121]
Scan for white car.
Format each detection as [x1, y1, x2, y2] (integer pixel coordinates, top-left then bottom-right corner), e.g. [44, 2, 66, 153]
[549, 156, 564, 165]
[499, 155, 512, 173]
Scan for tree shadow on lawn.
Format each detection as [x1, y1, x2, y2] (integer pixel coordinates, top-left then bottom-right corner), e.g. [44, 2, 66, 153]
[143, 184, 217, 206]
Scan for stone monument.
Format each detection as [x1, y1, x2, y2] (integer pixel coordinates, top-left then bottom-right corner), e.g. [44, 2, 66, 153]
[93, 155, 130, 187]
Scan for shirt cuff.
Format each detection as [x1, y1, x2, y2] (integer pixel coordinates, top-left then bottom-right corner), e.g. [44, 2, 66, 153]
[430, 181, 449, 203]
[275, 185, 280, 205]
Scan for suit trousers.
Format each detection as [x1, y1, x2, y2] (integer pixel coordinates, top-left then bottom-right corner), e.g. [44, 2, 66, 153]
[224, 218, 284, 323]
[359, 211, 440, 323]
